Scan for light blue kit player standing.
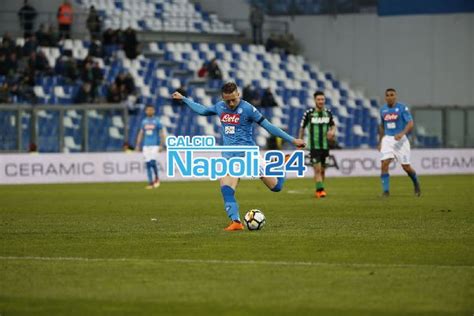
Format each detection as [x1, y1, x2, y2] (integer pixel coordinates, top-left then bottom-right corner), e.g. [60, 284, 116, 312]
[135, 105, 166, 189]
[378, 88, 421, 197]
[172, 82, 305, 231]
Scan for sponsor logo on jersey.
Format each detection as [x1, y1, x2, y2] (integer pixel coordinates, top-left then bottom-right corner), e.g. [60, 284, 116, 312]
[225, 126, 236, 134]
[384, 113, 398, 121]
[220, 113, 240, 124]
[311, 117, 330, 124]
[144, 124, 156, 130]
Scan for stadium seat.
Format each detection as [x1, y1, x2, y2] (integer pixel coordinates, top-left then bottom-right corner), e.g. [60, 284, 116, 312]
[64, 136, 81, 151]
[352, 125, 367, 137]
[109, 127, 122, 139]
[112, 116, 124, 128]
[77, 0, 236, 34]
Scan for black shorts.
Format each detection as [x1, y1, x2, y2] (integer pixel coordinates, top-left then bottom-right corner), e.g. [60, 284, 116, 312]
[310, 149, 330, 166]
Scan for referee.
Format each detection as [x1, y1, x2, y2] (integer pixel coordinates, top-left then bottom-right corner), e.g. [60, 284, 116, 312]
[298, 91, 336, 198]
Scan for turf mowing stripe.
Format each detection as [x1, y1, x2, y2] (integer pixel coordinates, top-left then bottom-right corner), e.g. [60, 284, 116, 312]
[0, 256, 473, 270]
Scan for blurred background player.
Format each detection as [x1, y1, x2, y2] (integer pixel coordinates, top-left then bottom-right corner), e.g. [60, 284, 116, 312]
[378, 88, 421, 197]
[172, 82, 305, 231]
[135, 105, 165, 189]
[298, 91, 336, 198]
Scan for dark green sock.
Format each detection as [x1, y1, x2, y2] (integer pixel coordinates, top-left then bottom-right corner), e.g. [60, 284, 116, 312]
[316, 182, 324, 192]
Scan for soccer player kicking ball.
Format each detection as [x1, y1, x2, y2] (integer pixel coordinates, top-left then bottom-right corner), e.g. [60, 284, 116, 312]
[135, 105, 166, 189]
[298, 91, 336, 198]
[378, 88, 421, 197]
[172, 82, 305, 231]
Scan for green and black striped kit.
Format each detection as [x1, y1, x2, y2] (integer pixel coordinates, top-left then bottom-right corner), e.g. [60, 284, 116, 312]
[300, 108, 335, 150]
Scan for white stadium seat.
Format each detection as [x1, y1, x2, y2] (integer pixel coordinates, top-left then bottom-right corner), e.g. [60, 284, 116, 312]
[108, 127, 122, 139]
[352, 125, 367, 136]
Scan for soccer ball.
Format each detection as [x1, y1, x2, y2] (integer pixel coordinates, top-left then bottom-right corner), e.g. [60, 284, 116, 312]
[244, 209, 266, 231]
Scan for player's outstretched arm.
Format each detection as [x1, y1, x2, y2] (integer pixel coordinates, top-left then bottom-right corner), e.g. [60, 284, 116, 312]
[298, 127, 304, 141]
[260, 119, 305, 148]
[172, 91, 216, 116]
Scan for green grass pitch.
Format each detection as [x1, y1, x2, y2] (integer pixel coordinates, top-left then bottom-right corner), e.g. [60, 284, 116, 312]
[0, 175, 473, 315]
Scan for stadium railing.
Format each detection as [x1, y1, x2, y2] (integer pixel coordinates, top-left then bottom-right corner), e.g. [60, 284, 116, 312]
[411, 105, 474, 148]
[0, 103, 129, 153]
[0, 10, 89, 39]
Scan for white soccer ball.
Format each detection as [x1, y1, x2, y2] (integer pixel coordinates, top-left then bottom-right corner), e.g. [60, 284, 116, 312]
[244, 209, 266, 231]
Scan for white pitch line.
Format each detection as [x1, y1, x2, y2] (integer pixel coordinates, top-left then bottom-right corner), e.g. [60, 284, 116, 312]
[286, 190, 308, 194]
[0, 256, 473, 270]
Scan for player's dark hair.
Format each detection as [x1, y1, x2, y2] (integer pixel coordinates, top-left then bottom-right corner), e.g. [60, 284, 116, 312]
[385, 88, 396, 94]
[145, 104, 154, 109]
[221, 82, 238, 94]
[314, 91, 325, 97]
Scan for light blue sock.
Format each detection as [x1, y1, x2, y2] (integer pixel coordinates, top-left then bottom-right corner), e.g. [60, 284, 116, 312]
[381, 173, 390, 192]
[271, 177, 285, 192]
[146, 161, 153, 184]
[150, 159, 159, 180]
[270, 156, 287, 192]
[221, 185, 240, 221]
[408, 171, 418, 186]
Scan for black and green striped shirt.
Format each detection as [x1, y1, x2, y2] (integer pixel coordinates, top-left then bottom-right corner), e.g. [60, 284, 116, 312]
[300, 108, 335, 150]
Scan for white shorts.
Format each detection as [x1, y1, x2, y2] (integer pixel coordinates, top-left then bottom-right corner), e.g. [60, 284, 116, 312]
[258, 155, 267, 178]
[380, 135, 411, 165]
[143, 146, 159, 162]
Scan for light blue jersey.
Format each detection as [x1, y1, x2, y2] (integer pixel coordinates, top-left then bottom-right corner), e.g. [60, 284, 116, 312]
[140, 116, 162, 146]
[184, 99, 264, 158]
[380, 102, 413, 136]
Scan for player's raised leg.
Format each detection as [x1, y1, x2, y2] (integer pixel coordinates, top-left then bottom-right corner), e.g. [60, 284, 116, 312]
[260, 154, 290, 192]
[260, 175, 285, 192]
[220, 175, 244, 231]
[401, 164, 421, 196]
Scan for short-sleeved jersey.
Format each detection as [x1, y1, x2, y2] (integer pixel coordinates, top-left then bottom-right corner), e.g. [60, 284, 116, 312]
[380, 102, 413, 136]
[140, 116, 162, 146]
[300, 107, 335, 150]
[202, 100, 264, 158]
